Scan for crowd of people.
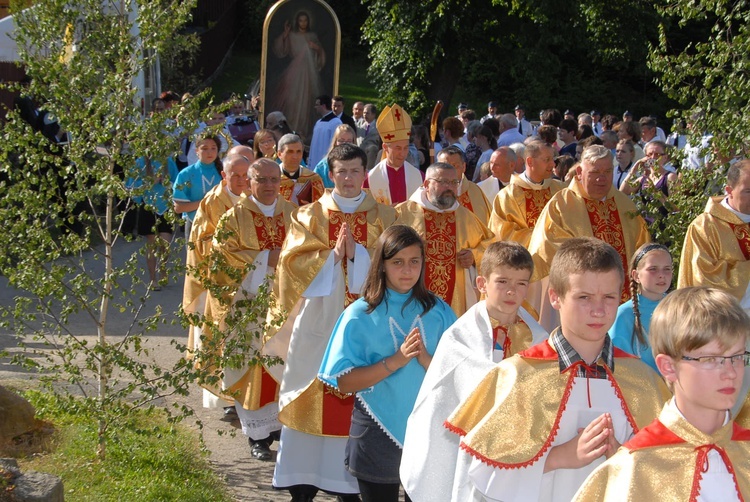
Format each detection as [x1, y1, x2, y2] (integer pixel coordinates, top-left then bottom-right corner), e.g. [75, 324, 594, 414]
[123, 92, 750, 501]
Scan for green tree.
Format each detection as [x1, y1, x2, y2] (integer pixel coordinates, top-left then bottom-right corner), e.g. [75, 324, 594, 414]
[0, 0, 207, 459]
[362, 0, 672, 121]
[650, 0, 748, 159]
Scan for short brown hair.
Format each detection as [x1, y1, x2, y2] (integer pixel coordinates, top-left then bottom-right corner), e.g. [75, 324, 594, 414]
[650, 287, 750, 359]
[524, 140, 553, 160]
[480, 241, 533, 278]
[443, 117, 464, 139]
[549, 238, 624, 298]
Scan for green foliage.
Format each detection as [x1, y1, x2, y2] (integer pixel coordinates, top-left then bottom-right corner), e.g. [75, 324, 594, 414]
[362, 0, 674, 122]
[650, 0, 750, 159]
[0, 0, 230, 460]
[20, 390, 232, 502]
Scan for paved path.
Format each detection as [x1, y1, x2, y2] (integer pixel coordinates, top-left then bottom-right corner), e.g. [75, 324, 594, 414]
[0, 237, 341, 501]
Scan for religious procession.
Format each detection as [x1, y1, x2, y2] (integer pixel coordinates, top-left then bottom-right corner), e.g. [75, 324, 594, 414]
[2, 0, 750, 501]
[169, 88, 750, 501]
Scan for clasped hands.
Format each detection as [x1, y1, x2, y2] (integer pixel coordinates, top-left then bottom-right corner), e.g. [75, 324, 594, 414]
[333, 222, 356, 264]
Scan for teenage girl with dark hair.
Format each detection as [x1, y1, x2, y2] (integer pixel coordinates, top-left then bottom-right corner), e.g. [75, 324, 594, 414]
[318, 225, 457, 502]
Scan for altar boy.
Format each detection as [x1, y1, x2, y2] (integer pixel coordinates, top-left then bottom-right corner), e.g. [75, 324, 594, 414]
[446, 237, 670, 502]
[574, 287, 750, 501]
[401, 242, 547, 501]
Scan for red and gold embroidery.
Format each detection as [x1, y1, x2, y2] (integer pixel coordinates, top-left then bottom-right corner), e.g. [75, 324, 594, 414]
[328, 211, 369, 306]
[424, 210, 457, 305]
[523, 187, 552, 228]
[729, 222, 750, 260]
[458, 190, 474, 213]
[252, 212, 287, 250]
[585, 197, 630, 302]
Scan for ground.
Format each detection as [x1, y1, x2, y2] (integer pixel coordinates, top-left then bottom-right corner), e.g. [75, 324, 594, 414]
[0, 233, 343, 502]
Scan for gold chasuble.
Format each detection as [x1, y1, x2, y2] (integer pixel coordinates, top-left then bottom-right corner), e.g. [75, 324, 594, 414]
[489, 174, 564, 248]
[202, 195, 296, 411]
[457, 176, 492, 225]
[528, 178, 650, 301]
[678, 196, 750, 301]
[274, 191, 397, 436]
[574, 402, 750, 501]
[396, 199, 494, 317]
[736, 393, 750, 429]
[184, 181, 236, 357]
[445, 338, 670, 468]
[279, 166, 324, 207]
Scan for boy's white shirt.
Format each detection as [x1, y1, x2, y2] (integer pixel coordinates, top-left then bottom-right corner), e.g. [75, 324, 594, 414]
[468, 378, 634, 502]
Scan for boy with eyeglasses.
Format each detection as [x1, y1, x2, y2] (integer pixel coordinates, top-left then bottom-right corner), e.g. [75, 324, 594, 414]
[574, 286, 750, 501]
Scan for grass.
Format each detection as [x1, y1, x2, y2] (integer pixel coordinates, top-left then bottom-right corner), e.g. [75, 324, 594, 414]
[11, 390, 232, 502]
[209, 44, 379, 107]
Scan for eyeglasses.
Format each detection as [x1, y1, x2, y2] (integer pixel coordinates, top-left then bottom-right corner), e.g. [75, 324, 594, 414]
[646, 152, 667, 159]
[252, 176, 281, 184]
[427, 178, 460, 187]
[681, 352, 750, 370]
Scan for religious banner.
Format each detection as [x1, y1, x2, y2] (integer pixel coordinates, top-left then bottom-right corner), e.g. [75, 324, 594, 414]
[261, 0, 340, 146]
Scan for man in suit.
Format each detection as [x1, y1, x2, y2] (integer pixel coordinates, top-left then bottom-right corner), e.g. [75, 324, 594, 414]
[332, 95, 356, 131]
[359, 103, 382, 169]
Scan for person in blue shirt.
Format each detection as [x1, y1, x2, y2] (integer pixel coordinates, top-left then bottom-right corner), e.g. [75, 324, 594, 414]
[609, 243, 673, 371]
[319, 225, 457, 502]
[126, 155, 179, 290]
[172, 135, 223, 236]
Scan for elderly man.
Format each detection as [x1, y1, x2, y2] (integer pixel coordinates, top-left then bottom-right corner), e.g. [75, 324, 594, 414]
[272, 144, 398, 501]
[397, 162, 494, 316]
[203, 157, 296, 461]
[498, 113, 526, 146]
[678, 160, 750, 313]
[437, 146, 491, 225]
[489, 141, 564, 247]
[363, 104, 423, 205]
[183, 148, 255, 415]
[528, 145, 650, 330]
[477, 147, 516, 202]
[277, 133, 324, 206]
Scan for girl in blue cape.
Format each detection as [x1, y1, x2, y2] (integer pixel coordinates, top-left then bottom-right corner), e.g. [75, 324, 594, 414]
[319, 225, 456, 502]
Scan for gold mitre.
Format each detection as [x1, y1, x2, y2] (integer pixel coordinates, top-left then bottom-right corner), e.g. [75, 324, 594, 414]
[377, 104, 412, 143]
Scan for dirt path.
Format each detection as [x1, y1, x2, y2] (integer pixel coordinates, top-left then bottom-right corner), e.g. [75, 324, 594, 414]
[0, 237, 340, 502]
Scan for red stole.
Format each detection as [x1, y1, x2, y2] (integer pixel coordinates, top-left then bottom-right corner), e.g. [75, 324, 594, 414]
[458, 190, 474, 213]
[423, 209, 458, 306]
[253, 212, 286, 250]
[584, 197, 630, 302]
[251, 211, 287, 404]
[523, 186, 552, 228]
[328, 210, 369, 307]
[728, 222, 750, 260]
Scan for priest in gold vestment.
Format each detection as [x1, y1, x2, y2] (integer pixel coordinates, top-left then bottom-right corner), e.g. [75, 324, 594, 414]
[489, 141, 564, 247]
[183, 149, 254, 409]
[277, 133, 324, 207]
[678, 160, 750, 312]
[272, 144, 397, 500]
[437, 146, 492, 225]
[396, 162, 495, 317]
[527, 145, 650, 331]
[203, 158, 296, 461]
